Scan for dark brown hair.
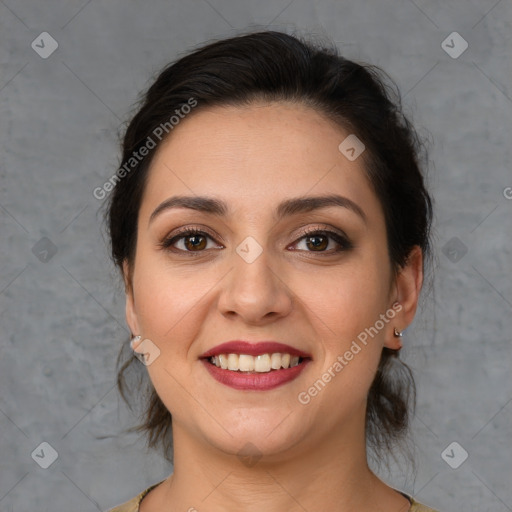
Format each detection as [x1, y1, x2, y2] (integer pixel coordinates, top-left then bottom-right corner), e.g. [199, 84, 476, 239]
[106, 30, 433, 463]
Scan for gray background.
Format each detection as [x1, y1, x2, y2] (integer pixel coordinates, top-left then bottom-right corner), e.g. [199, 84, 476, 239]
[1, 0, 511, 511]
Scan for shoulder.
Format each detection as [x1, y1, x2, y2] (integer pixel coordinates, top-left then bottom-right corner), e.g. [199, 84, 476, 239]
[396, 487, 439, 512]
[409, 496, 440, 512]
[105, 482, 439, 512]
[105, 480, 165, 512]
[105, 493, 140, 512]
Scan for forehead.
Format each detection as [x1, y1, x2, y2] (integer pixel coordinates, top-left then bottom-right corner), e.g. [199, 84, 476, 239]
[140, 101, 381, 222]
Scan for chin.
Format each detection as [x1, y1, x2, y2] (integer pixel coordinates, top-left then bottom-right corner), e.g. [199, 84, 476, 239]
[199, 415, 307, 462]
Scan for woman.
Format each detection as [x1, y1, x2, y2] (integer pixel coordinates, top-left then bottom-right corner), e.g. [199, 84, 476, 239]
[105, 31, 439, 512]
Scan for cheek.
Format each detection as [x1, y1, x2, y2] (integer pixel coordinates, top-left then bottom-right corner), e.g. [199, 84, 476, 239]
[294, 251, 390, 334]
[130, 261, 218, 419]
[294, 251, 390, 391]
[131, 254, 218, 356]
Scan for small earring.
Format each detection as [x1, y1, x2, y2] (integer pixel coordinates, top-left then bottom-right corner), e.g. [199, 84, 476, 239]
[130, 335, 141, 350]
[393, 328, 403, 338]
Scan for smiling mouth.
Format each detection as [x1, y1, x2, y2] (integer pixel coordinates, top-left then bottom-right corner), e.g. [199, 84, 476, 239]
[206, 353, 309, 373]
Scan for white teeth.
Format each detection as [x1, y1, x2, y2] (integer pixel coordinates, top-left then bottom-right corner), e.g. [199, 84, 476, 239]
[270, 353, 282, 370]
[227, 353, 239, 371]
[209, 353, 303, 372]
[254, 354, 271, 372]
[218, 354, 228, 370]
[238, 354, 255, 371]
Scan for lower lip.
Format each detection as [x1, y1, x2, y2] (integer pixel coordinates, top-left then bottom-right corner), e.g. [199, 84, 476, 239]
[201, 359, 311, 390]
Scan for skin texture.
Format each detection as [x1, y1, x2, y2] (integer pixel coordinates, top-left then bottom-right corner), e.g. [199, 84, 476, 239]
[124, 101, 423, 512]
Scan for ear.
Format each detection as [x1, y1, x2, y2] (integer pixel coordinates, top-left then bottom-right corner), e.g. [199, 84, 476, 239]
[123, 260, 140, 336]
[384, 245, 424, 350]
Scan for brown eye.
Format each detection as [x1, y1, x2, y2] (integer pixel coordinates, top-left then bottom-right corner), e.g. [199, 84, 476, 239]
[183, 234, 207, 251]
[293, 229, 353, 254]
[305, 234, 329, 251]
[160, 228, 223, 253]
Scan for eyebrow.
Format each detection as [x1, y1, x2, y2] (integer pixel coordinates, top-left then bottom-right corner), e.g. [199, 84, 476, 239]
[149, 194, 367, 225]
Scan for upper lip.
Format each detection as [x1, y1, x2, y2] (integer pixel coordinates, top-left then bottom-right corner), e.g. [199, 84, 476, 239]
[199, 341, 312, 359]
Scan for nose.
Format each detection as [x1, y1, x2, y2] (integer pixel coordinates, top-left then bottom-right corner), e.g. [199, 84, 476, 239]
[217, 246, 294, 325]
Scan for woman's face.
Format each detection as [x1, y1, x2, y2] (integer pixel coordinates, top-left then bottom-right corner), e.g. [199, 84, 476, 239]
[125, 101, 411, 459]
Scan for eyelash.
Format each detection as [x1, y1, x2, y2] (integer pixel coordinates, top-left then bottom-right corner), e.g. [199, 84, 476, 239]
[159, 226, 353, 255]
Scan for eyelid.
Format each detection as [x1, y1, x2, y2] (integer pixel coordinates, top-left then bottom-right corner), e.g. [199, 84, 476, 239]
[164, 225, 224, 243]
[160, 223, 352, 253]
[293, 223, 349, 240]
[158, 226, 224, 254]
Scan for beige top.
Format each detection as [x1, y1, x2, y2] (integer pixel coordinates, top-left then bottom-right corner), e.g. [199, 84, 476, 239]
[106, 480, 440, 511]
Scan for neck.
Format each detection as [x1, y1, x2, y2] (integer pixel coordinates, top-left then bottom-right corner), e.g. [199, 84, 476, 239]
[144, 405, 408, 512]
